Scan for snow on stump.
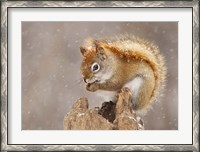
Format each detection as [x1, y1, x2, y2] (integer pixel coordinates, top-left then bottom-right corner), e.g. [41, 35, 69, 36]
[64, 88, 144, 130]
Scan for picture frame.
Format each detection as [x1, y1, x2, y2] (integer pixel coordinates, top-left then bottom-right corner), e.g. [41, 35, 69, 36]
[1, 0, 199, 151]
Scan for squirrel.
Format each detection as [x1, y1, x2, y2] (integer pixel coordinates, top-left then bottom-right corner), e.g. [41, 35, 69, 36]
[80, 35, 167, 111]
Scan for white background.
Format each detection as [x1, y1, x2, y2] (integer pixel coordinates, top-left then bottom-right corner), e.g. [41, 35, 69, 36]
[8, 8, 192, 144]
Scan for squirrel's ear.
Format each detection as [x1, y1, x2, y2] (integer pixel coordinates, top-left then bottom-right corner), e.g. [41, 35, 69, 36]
[80, 47, 87, 56]
[97, 46, 107, 60]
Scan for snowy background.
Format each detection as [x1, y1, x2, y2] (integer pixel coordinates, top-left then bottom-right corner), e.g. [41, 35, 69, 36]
[22, 22, 178, 130]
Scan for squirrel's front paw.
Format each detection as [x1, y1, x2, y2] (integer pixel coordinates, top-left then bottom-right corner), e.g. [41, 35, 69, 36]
[86, 83, 99, 92]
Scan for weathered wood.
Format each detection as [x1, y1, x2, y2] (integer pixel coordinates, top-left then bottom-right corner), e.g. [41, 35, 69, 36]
[64, 88, 144, 130]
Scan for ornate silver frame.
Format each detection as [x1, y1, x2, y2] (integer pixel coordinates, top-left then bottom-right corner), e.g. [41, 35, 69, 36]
[1, 1, 199, 151]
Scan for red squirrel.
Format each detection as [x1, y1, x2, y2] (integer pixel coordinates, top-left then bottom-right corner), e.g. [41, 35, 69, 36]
[80, 35, 166, 111]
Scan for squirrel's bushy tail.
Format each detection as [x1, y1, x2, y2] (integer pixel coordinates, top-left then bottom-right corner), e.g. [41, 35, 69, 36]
[104, 35, 167, 104]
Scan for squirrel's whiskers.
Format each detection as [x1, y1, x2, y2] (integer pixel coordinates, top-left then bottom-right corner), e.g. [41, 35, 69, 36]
[66, 77, 84, 88]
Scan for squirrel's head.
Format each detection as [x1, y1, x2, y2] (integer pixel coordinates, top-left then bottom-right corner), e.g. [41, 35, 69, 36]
[80, 39, 114, 85]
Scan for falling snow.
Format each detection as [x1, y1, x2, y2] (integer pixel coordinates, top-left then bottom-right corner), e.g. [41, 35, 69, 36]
[22, 22, 178, 130]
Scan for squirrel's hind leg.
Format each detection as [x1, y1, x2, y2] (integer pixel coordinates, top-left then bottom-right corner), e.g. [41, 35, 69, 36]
[124, 77, 144, 107]
[125, 75, 155, 111]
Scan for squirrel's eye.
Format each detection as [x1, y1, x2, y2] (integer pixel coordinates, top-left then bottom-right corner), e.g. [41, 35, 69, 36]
[91, 62, 100, 73]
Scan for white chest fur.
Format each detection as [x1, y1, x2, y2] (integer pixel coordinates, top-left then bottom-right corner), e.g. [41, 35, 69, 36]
[96, 90, 117, 101]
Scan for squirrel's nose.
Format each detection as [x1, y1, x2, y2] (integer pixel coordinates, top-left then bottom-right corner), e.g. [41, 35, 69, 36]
[83, 78, 87, 83]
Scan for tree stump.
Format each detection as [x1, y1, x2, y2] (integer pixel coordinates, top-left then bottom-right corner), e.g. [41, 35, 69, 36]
[64, 88, 144, 130]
